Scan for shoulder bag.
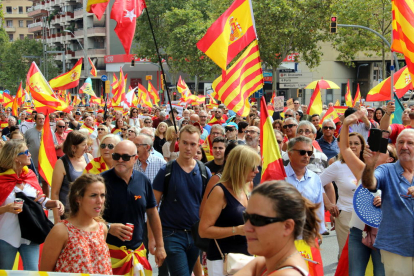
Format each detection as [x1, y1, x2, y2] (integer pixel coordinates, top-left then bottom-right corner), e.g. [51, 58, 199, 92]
[214, 239, 255, 275]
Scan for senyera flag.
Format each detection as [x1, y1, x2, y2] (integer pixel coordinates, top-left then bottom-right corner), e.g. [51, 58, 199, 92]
[86, 0, 109, 20]
[196, 0, 257, 70]
[38, 110, 57, 186]
[49, 58, 83, 90]
[260, 96, 286, 182]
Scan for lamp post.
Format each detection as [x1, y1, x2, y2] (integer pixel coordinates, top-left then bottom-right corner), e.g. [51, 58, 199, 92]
[64, 30, 89, 78]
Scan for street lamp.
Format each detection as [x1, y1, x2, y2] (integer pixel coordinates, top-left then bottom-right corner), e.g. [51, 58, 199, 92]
[64, 29, 89, 78]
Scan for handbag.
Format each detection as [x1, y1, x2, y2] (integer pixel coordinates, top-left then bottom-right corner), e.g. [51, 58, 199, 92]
[362, 224, 378, 250]
[191, 220, 210, 252]
[214, 239, 255, 275]
[16, 192, 54, 244]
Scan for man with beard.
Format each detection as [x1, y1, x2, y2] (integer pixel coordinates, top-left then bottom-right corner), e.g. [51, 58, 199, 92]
[208, 108, 226, 126]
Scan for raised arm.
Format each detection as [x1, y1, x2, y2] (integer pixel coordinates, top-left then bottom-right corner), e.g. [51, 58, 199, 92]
[361, 146, 380, 190]
[379, 101, 394, 134]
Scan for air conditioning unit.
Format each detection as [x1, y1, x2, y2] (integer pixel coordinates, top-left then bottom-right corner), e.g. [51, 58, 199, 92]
[13, 7, 17, 10]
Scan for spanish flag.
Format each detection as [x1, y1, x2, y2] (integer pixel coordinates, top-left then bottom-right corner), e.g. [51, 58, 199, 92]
[49, 58, 83, 90]
[137, 83, 153, 107]
[90, 96, 103, 106]
[295, 239, 324, 276]
[38, 111, 57, 186]
[86, 0, 109, 20]
[147, 80, 160, 104]
[306, 82, 323, 116]
[196, 0, 257, 70]
[112, 69, 127, 106]
[260, 96, 286, 182]
[73, 95, 81, 106]
[177, 76, 193, 101]
[320, 106, 340, 124]
[12, 82, 24, 117]
[353, 84, 361, 107]
[345, 80, 353, 107]
[88, 57, 97, 77]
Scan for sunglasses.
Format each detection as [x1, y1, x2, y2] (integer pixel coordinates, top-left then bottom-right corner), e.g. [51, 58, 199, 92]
[285, 114, 294, 118]
[121, 128, 128, 131]
[297, 129, 312, 135]
[225, 127, 235, 132]
[100, 143, 115, 150]
[112, 153, 136, 161]
[97, 128, 106, 131]
[283, 124, 297, 129]
[291, 149, 313, 156]
[144, 121, 152, 124]
[242, 211, 285, 227]
[17, 150, 30, 156]
[57, 125, 65, 128]
[323, 126, 335, 130]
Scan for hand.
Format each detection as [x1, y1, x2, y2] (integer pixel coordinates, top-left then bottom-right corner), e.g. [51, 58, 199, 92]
[328, 204, 339, 217]
[386, 101, 395, 114]
[407, 186, 414, 198]
[34, 193, 46, 203]
[235, 225, 245, 236]
[45, 200, 65, 216]
[4, 203, 21, 214]
[148, 238, 156, 255]
[330, 215, 335, 230]
[67, 112, 74, 121]
[363, 145, 380, 167]
[108, 223, 133, 241]
[154, 247, 167, 267]
[373, 195, 381, 207]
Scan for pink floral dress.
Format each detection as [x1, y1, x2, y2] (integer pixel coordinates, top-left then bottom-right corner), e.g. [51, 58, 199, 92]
[54, 220, 113, 274]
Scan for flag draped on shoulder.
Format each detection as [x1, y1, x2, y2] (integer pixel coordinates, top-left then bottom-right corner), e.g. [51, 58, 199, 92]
[260, 96, 286, 182]
[79, 77, 96, 96]
[86, 0, 109, 20]
[306, 82, 323, 116]
[196, 0, 257, 70]
[88, 57, 97, 77]
[212, 40, 263, 117]
[110, 0, 146, 54]
[49, 58, 83, 90]
[38, 111, 57, 186]
[345, 80, 353, 107]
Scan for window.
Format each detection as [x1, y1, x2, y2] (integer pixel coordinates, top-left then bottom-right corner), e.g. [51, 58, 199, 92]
[26, 7, 30, 12]
[19, 34, 24, 40]
[27, 21, 33, 27]
[6, 7, 12, 14]
[8, 34, 13, 42]
[326, 89, 333, 103]
[19, 7, 23, 14]
[19, 20, 24, 28]
[6, 20, 13, 27]
[27, 34, 33, 39]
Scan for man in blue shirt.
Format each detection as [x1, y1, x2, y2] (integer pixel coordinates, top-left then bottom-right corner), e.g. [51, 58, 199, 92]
[317, 119, 339, 160]
[362, 129, 414, 275]
[153, 125, 212, 276]
[285, 136, 326, 234]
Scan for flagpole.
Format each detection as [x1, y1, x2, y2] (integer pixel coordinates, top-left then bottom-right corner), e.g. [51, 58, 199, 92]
[390, 30, 395, 101]
[144, 7, 178, 132]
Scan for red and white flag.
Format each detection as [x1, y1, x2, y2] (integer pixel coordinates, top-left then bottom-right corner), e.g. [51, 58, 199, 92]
[110, 0, 146, 54]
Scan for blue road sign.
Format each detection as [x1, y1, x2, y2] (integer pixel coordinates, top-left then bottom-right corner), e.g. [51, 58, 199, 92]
[101, 75, 108, 82]
[254, 89, 263, 98]
[4, 90, 10, 94]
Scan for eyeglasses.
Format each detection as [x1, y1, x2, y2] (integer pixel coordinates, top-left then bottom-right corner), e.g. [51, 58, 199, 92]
[291, 149, 313, 156]
[283, 124, 297, 129]
[57, 125, 65, 128]
[100, 143, 115, 150]
[97, 128, 106, 131]
[112, 153, 136, 161]
[284, 114, 294, 118]
[136, 144, 148, 147]
[244, 130, 258, 134]
[323, 126, 335, 130]
[298, 129, 312, 135]
[128, 130, 135, 133]
[242, 211, 285, 227]
[277, 140, 283, 144]
[17, 150, 30, 156]
[121, 128, 128, 131]
[225, 128, 235, 132]
[294, 102, 300, 105]
[144, 121, 152, 124]
[132, 111, 138, 113]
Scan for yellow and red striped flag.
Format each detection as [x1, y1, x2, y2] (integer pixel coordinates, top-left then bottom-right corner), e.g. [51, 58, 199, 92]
[112, 69, 127, 106]
[86, 0, 109, 20]
[137, 83, 153, 107]
[38, 111, 57, 186]
[345, 80, 353, 107]
[90, 96, 103, 105]
[367, 66, 412, 101]
[49, 58, 83, 90]
[391, 0, 414, 82]
[212, 40, 263, 117]
[73, 95, 81, 106]
[306, 82, 323, 116]
[177, 76, 193, 101]
[320, 106, 340, 124]
[11, 82, 24, 117]
[353, 84, 361, 107]
[148, 80, 160, 104]
[260, 96, 286, 182]
[88, 57, 97, 77]
[196, 0, 257, 70]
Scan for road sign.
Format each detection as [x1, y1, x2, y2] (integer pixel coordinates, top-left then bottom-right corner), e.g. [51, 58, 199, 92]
[4, 90, 10, 94]
[253, 89, 264, 98]
[279, 83, 308, 89]
[101, 75, 108, 82]
[146, 75, 152, 80]
[278, 69, 295, 73]
[278, 73, 313, 78]
[279, 78, 313, 84]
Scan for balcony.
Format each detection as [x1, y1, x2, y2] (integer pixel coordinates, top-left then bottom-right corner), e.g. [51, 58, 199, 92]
[27, 5, 47, 17]
[4, 12, 29, 19]
[87, 27, 105, 36]
[28, 21, 44, 33]
[74, 29, 84, 38]
[5, 27, 16, 33]
[74, 8, 83, 19]
[75, 48, 105, 58]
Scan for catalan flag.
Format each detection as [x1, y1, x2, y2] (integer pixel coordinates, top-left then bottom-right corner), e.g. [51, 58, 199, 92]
[306, 82, 323, 116]
[391, 0, 414, 82]
[137, 83, 153, 107]
[260, 96, 286, 182]
[320, 106, 340, 124]
[366, 66, 412, 101]
[353, 83, 361, 107]
[88, 57, 97, 77]
[79, 77, 96, 97]
[148, 80, 160, 104]
[86, 0, 109, 20]
[212, 40, 263, 117]
[345, 80, 353, 107]
[38, 111, 57, 186]
[12, 82, 24, 117]
[196, 0, 257, 70]
[49, 58, 83, 90]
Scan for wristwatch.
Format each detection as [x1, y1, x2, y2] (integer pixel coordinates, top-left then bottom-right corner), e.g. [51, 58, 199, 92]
[107, 223, 111, 231]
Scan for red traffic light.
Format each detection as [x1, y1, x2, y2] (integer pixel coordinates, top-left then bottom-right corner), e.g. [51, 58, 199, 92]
[173, 92, 177, 95]
[331, 16, 337, 22]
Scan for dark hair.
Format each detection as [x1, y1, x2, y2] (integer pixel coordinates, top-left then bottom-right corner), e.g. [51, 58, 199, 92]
[68, 174, 106, 220]
[62, 130, 88, 157]
[311, 114, 320, 119]
[344, 108, 357, 118]
[216, 142, 238, 175]
[130, 107, 139, 117]
[238, 121, 249, 133]
[272, 119, 283, 129]
[34, 112, 45, 120]
[339, 132, 366, 163]
[374, 108, 385, 124]
[252, 181, 321, 246]
[198, 145, 208, 163]
[212, 136, 227, 146]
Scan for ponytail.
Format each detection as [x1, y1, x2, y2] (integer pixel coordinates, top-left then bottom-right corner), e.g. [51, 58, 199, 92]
[302, 199, 321, 246]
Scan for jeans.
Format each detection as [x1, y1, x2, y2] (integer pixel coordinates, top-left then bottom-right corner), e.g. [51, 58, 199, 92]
[144, 224, 169, 276]
[348, 227, 385, 276]
[163, 229, 200, 276]
[0, 239, 40, 270]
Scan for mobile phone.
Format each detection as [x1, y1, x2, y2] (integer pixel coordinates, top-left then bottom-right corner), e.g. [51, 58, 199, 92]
[2, 135, 7, 141]
[367, 129, 382, 152]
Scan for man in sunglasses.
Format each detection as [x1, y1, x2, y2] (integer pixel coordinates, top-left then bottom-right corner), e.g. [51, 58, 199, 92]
[55, 120, 67, 159]
[285, 136, 326, 234]
[102, 140, 166, 273]
[317, 119, 340, 160]
[224, 122, 245, 145]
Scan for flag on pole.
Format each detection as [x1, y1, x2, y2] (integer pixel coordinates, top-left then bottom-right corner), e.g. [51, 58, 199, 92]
[345, 80, 353, 107]
[260, 96, 286, 182]
[306, 82, 323, 116]
[79, 77, 96, 96]
[137, 83, 153, 107]
[49, 58, 83, 90]
[177, 76, 194, 101]
[38, 111, 57, 186]
[320, 106, 340, 124]
[196, 0, 257, 70]
[12, 82, 24, 117]
[334, 99, 340, 106]
[353, 84, 361, 107]
[73, 95, 81, 106]
[86, 0, 109, 20]
[212, 40, 263, 117]
[148, 80, 160, 103]
[88, 57, 97, 77]
[110, 0, 146, 54]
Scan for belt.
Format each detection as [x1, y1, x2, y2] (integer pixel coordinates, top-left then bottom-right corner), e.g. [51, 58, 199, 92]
[163, 227, 191, 232]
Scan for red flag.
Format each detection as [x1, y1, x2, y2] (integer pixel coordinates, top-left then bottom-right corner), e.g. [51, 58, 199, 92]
[110, 0, 146, 54]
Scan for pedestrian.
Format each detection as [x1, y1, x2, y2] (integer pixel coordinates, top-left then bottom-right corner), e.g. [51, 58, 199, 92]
[84, 134, 121, 174]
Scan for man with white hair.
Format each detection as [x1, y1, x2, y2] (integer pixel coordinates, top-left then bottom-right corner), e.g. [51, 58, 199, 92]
[140, 127, 164, 159]
[153, 111, 167, 128]
[317, 119, 339, 160]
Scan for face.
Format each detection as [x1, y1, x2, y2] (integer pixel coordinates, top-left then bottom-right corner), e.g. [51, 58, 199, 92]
[97, 125, 107, 136]
[56, 122, 66, 133]
[16, 146, 32, 167]
[128, 129, 137, 139]
[212, 142, 226, 160]
[115, 111, 122, 119]
[288, 141, 312, 168]
[349, 135, 362, 157]
[367, 110, 374, 120]
[85, 116, 94, 127]
[194, 147, 203, 161]
[131, 109, 139, 117]
[179, 132, 200, 160]
[96, 114, 103, 122]
[284, 111, 294, 119]
[295, 112, 301, 121]
[296, 125, 315, 140]
[73, 140, 88, 157]
[144, 120, 153, 127]
[301, 105, 308, 113]
[275, 132, 283, 153]
[199, 113, 208, 124]
[215, 109, 223, 119]
[245, 126, 259, 143]
[283, 121, 297, 137]
[100, 137, 116, 161]
[402, 109, 411, 121]
[293, 101, 300, 109]
[36, 114, 45, 126]
[225, 126, 237, 139]
[311, 116, 320, 127]
[113, 142, 138, 174]
[375, 110, 383, 120]
[328, 102, 334, 108]
[183, 110, 190, 119]
[210, 128, 224, 139]
[134, 136, 150, 157]
[247, 163, 260, 182]
[158, 124, 167, 133]
[322, 122, 335, 138]
[77, 181, 106, 218]
[273, 123, 281, 131]
[190, 114, 199, 124]
[20, 113, 26, 120]
[396, 133, 414, 162]
[8, 118, 16, 127]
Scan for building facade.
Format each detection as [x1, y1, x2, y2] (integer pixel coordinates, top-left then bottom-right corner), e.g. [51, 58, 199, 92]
[3, 0, 34, 41]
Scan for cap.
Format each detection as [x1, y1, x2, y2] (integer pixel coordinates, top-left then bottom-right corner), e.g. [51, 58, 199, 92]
[367, 107, 375, 112]
[223, 122, 238, 130]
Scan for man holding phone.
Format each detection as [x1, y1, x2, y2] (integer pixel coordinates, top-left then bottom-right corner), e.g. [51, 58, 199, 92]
[380, 101, 414, 143]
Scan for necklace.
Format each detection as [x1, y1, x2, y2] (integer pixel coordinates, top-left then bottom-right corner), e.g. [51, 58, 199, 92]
[274, 251, 300, 271]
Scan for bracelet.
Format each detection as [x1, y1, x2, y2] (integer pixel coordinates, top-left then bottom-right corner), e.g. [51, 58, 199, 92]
[232, 226, 235, 234]
[385, 112, 392, 116]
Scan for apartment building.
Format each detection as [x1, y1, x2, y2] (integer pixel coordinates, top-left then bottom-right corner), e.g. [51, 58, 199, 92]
[3, 0, 34, 41]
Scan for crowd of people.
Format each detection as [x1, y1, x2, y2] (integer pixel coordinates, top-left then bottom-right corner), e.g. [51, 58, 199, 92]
[0, 99, 413, 276]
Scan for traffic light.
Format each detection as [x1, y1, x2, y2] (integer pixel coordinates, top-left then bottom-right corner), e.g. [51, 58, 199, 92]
[173, 91, 177, 100]
[131, 59, 135, 67]
[297, 89, 303, 97]
[330, 16, 337, 33]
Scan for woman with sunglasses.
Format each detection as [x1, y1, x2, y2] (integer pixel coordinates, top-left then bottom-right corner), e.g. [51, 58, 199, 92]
[129, 108, 143, 129]
[0, 140, 64, 270]
[91, 124, 109, 158]
[235, 181, 320, 276]
[127, 126, 139, 141]
[84, 134, 121, 175]
[199, 146, 261, 275]
[52, 131, 93, 224]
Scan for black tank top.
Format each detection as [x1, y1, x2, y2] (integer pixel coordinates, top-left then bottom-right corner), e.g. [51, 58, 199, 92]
[206, 183, 250, 260]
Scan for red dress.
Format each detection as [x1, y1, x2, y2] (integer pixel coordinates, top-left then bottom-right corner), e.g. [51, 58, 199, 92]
[54, 220, 113, 274]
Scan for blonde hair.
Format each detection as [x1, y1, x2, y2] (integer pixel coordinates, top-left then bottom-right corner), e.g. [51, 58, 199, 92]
[0, 140, 27, 173]
[219, 145, 261, 197]
[155, 122, 168, 136]
[165, 126, 177, 141]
